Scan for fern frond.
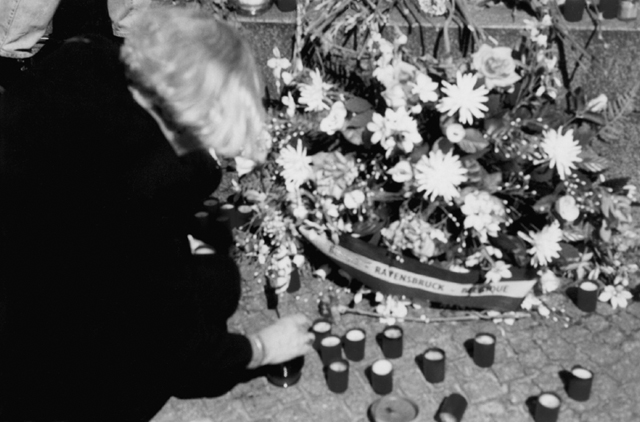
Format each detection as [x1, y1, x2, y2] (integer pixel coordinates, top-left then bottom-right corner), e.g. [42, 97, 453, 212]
[596, 81, 640, 143]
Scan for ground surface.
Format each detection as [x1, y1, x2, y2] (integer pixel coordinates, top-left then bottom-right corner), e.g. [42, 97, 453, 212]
[151, 266, 640, 422]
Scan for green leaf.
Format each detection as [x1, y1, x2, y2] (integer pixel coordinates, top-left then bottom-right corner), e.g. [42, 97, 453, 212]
[458, 128, 489, 154]
[558, 242, 580, 261]
[482, 172, 503, 193]
[345, 97, 373, 113]
[578, 111, 606, 126]
[533, 194, 556, 213]
[346, 109, 374, 128]
[577, 149, 610, 173]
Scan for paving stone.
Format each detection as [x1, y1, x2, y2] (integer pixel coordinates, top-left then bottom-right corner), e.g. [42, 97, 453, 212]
[492, 361, 527, 384]
[459, 371, 507, 403]
[609, 357, 640, 384]
[581, 314, 610, 333]
[592, 326, 627, 346]
[560, 325, 592, 344]
[517, 347, 549, 375]
[531, 367, 563, 392]
[582, 344, 624, 367]
[274, 401, 315, 422]
[611, 313, 640, 335]
[537, 335, 575, 361]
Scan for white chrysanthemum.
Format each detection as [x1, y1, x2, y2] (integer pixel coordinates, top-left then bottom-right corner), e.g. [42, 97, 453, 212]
[437, 72, 489, 125]
[485, 261, 513, 284]
[540, 127, 582, 180]
[387, 107, 422, 153]
[518, 221, 563, 267]
[298, 69, 331, 112]
[599, 285, 633, 309]
[414, 150, 468, 202]
[276, 141, 314, 188]
[412, 72, 439, 103]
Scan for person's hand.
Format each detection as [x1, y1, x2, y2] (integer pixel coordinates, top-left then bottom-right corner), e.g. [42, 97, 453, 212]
[256, 314, 315, 365]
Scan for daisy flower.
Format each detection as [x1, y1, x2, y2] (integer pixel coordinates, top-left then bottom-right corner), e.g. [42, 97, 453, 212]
[540, 127, 582, 180]
[437, 72, 489, 125]
[320, 101, 347, 135]
[599, 285, 633, 309]
[298, 69, 331, 112]
[517, 221, 563, 267]
[367, 111, 391, 145]
[414, 149, 468, 202]
[276, 140, 314, 188]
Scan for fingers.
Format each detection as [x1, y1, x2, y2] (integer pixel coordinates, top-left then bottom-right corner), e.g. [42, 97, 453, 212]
[286, 313, 312, 329]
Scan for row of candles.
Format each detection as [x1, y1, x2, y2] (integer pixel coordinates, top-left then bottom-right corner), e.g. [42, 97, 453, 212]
[311, 318, 594, 422]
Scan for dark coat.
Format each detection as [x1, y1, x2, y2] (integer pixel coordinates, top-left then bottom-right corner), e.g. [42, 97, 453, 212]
[0, 35, 252, 421]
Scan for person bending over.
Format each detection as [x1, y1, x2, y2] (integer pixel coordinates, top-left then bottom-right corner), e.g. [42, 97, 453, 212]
[0, 6, 314, 422]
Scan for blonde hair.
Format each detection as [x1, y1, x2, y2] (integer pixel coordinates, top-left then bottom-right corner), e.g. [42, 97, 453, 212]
[121, 6, 267, 162]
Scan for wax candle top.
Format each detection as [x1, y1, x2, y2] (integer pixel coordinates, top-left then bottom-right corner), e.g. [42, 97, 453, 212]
[238, 205, 253, 214]
[580, 281, 598, 291]
[220, 203, 235, 210]
[203, 199, 218, 206]
[372, 359, 393, 375]
[237, 0, 269, 5]
[346, 329, 365, 341]
[424, 349, 444, 361]
[321, 335, 341, 347]
[384, 327, 402, 339]
[475, 334, 495, 345]
[313, 321, 331, 333]
[195, 211, 208, 218]
[329, 360, 348, 372]
[538, 393, 561, 408]
[572, 367, 593, 379]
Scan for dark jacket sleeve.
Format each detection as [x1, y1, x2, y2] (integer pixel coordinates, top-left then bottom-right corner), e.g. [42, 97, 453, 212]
[0, 35, 254, 419]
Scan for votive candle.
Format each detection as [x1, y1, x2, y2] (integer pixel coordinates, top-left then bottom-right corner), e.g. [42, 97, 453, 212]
[343, 328, 366, 361]
[311, 318, 332, 350]
[436, 393, 467, 422]
[371, 359, 393, 395]
[382, 325, 403, 359]
[473, 333, 496, 368]
[534, 392, 561, 422]
[320, 335, 342, 366]
[326, 359, 349, 393]
[421, 348, 445, 384]
[576, 281, 598, 312]
[567, 366, 593, 402]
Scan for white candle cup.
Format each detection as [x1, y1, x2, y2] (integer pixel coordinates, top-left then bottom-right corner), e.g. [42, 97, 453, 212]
[437, 393, 467, 422]
[473, 333, 496, 368]
[371, 359, 393, 395]
[534, 392, 561, 422]
[343, 328, 366, 362]
[382, 326, 403, 359]
[576, 281, 598, 312]
[568, 366, 593, 402]
[320, 335, 342, 366]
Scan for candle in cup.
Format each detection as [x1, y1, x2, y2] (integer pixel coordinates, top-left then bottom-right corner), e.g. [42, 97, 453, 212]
[343, 328, 366, 361]
[320, 335, 342, 366]
[371, 359, 393, 395]
[576, 281, 598, 312]
[326, 359, 349, 393]
[311, 319, 332, 349]
[382, 326, 403, 359]
[567, 366, 593, 402]
[534, 392, 561, 422]
[436, 393, 467, 422]
[421, 348, 445, 384]
[473, 333, 496, 368]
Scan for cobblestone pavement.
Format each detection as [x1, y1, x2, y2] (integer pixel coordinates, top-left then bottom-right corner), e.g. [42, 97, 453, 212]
[151, 263, 640, 422]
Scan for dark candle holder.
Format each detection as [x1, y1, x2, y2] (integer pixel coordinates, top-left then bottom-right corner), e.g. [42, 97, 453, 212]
[326, 359, 349, 393]
[320, 335, 342, 366]
[311, 318, 332, 350]
[421, 348, 446, 384]
[576, 281, 598, 312]
[567, 366, 593, 402]
[436, 393, 467, 422]
[371, 359, 393, 395]
[473, 333, 496, 368]
[343, 328, 366, 361]
[534, 392, 561, 422]
[266, 356, 304, 388]
[381, 325, 403, 359]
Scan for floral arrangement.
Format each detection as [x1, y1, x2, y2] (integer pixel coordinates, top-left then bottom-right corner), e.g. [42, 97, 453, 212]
[231, 0, 639, 316]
